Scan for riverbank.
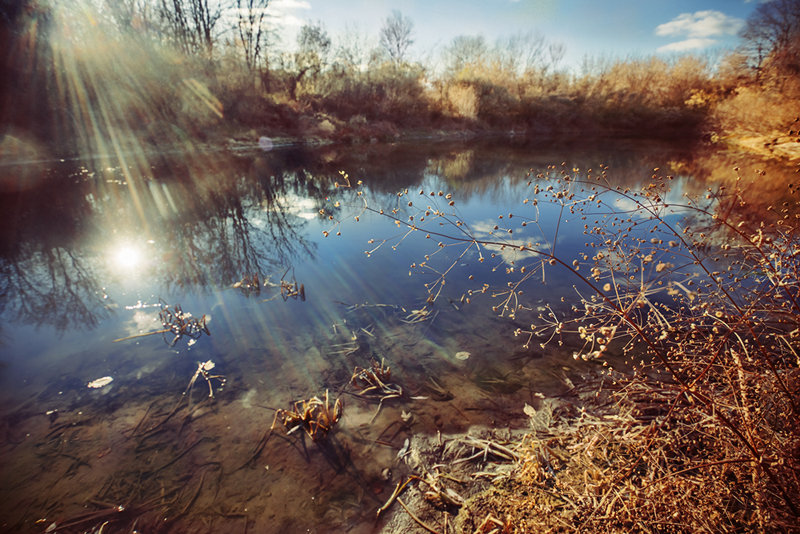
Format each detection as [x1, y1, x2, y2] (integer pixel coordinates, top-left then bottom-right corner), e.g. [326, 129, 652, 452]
[367, 148, 800, 532]
[378, 364, 799, 533]
[722, 133, 800, 162]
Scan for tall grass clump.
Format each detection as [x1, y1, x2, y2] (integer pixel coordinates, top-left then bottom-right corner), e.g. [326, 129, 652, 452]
[332, 166, 800, 530]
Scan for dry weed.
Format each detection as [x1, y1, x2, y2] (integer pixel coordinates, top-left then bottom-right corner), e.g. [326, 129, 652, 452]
[343, 164, 800, 532]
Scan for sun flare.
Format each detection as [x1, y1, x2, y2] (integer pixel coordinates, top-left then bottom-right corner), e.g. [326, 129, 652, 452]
[111, 244, 142, 271]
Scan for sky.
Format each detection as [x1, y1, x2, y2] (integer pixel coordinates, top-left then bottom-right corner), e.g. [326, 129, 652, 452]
[261, 0, 766, 69]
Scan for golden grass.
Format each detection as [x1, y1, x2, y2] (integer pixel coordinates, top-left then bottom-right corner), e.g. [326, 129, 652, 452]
[352, 166, 800, 533]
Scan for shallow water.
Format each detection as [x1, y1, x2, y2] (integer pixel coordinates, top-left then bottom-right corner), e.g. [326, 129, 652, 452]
[0, 138, 776, 532]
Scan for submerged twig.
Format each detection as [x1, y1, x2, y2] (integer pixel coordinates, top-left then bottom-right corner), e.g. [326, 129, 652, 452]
[376, 477, 413, 519]
[114, 301, 210, 346]
[397, 497, 441, 534]
[113, 328, 171, 343]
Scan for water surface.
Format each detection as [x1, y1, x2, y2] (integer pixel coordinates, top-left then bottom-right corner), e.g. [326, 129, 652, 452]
[0, 138, 768, 532]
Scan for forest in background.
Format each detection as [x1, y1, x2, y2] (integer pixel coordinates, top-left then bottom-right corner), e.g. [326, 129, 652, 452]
[0, 0, 799, 158]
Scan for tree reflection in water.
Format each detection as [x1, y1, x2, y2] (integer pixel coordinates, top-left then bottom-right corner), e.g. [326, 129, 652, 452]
[5, 139, 782, 533]
[0, 168, 105, 331]
[0, 139, 704, 333]
[0, 149, 343, 331]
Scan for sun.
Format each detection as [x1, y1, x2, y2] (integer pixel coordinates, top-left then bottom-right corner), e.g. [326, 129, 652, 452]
[111, 244, 142, 271]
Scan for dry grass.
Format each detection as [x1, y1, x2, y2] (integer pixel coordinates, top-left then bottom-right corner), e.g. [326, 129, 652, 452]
[713, 85, 800, 137]
[454, 366, 800, 532]
[12, 1, 800, 153]
[346, 163, 800, 532]
[507, 172, 799, 531]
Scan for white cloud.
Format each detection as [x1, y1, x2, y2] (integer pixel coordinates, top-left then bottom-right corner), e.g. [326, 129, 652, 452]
[655, 10, 743, 53]
[269, 0, 311, 10]
[223, 0, 310, 30]
[657, 37, 717, 53]
[655, 10, 744, 39]
[267, 0, 311, 28]
[470, 220, 547, 266]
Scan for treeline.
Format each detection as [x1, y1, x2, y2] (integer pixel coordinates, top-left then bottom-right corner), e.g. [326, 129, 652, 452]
[1, 0, 799, 154]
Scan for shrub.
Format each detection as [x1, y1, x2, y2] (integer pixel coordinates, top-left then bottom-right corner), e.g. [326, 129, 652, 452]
[445, 82, 479, 120]
[335, 163, 800, 530]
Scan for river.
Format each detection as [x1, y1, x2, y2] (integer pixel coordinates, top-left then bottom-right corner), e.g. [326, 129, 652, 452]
[0, 137, 789, 532]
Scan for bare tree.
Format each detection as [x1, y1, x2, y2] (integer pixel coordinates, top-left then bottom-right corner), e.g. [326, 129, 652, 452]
[334, 23, 376, 72]
[740, 0, 800, 71]
[159, 0, 191, 52]
[188, 0, 221, 55]
[235, 0, 270, 72]
[443, 35, 488, 76]
[289, 21, 331, 100]
[495, 32, 545, 74]
[157, 0, 221, 57]
[379, 10, 414, 65]
[102, 0, 155, 34]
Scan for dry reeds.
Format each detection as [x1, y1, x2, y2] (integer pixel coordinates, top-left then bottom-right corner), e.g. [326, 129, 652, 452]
[352, 165, 800, 531]
[273, 390, 344, 443]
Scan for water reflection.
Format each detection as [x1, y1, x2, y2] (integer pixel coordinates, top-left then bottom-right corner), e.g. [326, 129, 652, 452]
[0, 236, 106, 331]
[109, 243, 145, 271]
[1, 138, 792, 533]
[0, 150, 337, 331]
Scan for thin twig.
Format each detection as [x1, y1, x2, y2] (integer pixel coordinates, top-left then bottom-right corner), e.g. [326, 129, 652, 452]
[113, 329, 170, 343]
[397, 497, 441, 534]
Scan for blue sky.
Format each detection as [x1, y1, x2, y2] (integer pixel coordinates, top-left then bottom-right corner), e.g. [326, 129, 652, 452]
[263, 0, 764, 69]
